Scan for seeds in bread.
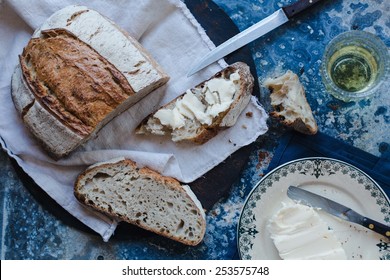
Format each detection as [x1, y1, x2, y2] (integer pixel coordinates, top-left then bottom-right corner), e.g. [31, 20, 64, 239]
[264, 70, 318, 135]
[136, 62, 254, 144]
[74, 158, 206, 246]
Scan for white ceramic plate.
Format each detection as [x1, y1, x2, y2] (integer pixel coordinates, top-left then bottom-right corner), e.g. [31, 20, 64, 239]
[238, 157, 390, 260]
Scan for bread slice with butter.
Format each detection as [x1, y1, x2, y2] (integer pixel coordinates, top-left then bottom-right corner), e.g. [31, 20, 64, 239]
[136, 62, 254, 144]
[264, 70, 318, 135]
[74, 158, 206, 246]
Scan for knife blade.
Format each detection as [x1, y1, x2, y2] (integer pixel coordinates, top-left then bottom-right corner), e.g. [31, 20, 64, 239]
[187, 0, 325, 77]
[287, 186, 390, 238]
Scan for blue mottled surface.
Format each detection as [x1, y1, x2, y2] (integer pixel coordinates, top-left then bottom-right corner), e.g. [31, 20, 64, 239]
[1, 0, 389, 259]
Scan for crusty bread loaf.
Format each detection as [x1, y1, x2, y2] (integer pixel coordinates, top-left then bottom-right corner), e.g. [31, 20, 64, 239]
[74, 158, 206, 246]
[264, 70, 318, 135]
[136, 62, 254, 144]
[11, 6, 169, 159]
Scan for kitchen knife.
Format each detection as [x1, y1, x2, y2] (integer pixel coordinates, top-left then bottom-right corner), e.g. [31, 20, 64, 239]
[187, 0, 325, 76]
[287, 185, 390, 238]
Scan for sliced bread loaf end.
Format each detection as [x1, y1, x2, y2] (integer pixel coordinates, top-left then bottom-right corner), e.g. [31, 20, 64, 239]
[74, 158, 206, 246]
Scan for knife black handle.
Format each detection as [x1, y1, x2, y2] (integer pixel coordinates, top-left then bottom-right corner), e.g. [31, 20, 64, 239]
[362, 217, 390, 239]
[282, 0, 325, 19]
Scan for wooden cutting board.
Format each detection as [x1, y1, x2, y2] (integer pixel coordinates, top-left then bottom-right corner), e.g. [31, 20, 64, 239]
[11, 0, 260, 239]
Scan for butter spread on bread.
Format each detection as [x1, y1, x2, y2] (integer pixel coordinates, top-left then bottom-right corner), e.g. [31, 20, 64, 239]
[74, 158, 206, 246]
[154, 72, 239, 128]
[264, 70, 318, 135]
[136, 62, 254, 144]
[11, 6, 169, 159]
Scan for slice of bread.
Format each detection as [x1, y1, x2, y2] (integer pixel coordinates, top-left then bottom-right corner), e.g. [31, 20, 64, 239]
[264, 70, 318, 135]
[136, 62, 254, 144]
[74, 158, 206, 246]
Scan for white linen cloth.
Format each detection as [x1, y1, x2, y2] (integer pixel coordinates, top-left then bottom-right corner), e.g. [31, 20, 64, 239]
[0, 0, 268, 241]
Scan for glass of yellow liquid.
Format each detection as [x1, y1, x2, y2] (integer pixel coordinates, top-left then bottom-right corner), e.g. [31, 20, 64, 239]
[321, 30, 389, 102]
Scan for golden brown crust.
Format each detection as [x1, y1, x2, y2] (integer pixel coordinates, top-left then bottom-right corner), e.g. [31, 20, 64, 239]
[20, 28, 135, 136]
[12, 6, 170, 160]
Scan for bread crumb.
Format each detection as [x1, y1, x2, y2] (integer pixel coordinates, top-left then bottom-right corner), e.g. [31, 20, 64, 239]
[246, 112, 253, 118]
[228, 139, 237, 146]
[242, 124, 247, 129]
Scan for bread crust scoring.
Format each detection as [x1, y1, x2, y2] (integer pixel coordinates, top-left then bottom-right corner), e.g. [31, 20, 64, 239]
[11, 6, 170, 159]
[20, 28, 135, 136]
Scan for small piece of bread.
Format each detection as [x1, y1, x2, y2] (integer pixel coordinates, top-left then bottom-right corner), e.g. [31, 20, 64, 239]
[136, 62, 254, 144]
[74, 158, 206, 246]
[264, 70, 318, 135]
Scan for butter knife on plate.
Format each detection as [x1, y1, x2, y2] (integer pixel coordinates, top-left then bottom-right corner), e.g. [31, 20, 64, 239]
[187, 0, 326, 76]
[287, 185, 390, 238]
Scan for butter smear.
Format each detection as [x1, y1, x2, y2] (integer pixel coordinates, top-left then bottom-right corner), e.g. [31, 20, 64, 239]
[153, 71, 239, 129]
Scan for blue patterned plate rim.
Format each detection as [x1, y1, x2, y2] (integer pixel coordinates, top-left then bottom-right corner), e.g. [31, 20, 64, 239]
[237, 157, 390, 260]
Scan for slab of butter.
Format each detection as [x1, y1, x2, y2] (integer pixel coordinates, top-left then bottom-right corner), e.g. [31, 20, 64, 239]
[267, 203, 347, 260]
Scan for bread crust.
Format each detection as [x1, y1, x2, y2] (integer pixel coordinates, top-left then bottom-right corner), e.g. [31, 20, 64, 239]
[37, 5, 169, 94]
[20, 28, 135, 136]
[264, 70, 318, 135]
[11, 65, 84, 158]
[136, 62, 254, 144]
[11, 6, 169, 159]
[74, 158, 206, 246]
[270, 111, 316, 135]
